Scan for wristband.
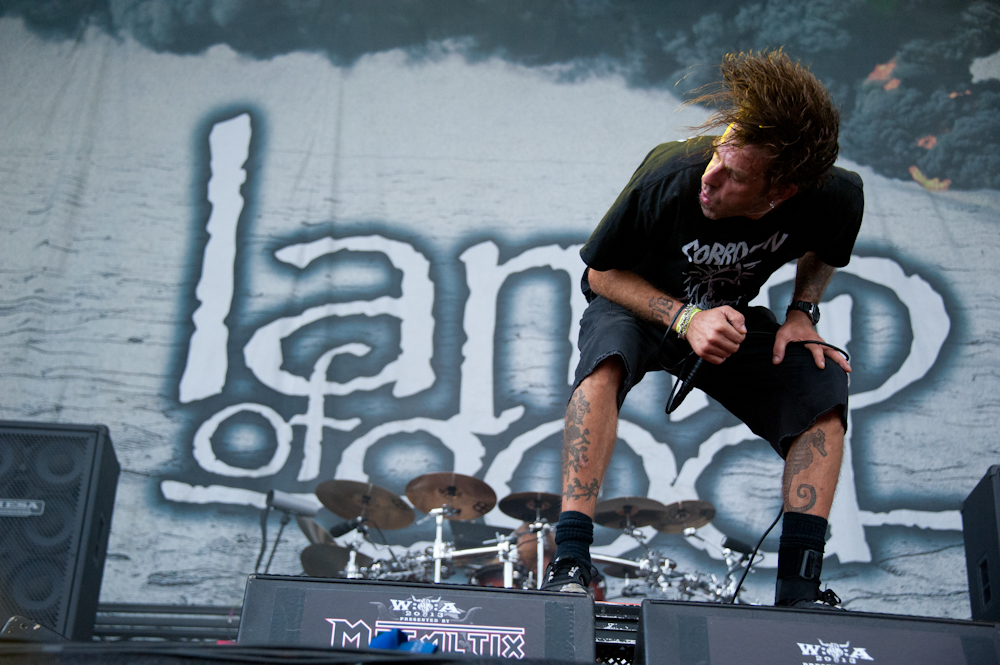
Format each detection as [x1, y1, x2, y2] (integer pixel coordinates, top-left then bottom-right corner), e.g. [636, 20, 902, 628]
[676, 305, 702, 339]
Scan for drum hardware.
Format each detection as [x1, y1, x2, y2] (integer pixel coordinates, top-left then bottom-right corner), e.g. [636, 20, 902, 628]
[368, 550, 439, 583]
[499, 492, 561, 588]
[469, 561, 528, 588]
[300, 478, 744, 601]
[405, 472, 498, 584]
[450, 538, 518, 587]
[592, 552, 650, 578]
[682, 527, 759, 604]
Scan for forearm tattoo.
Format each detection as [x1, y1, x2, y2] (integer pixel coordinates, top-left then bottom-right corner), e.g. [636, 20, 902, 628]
[648, 296, 675, 326]
[783, 429, 828, 513]
[562, 391, 592, 476]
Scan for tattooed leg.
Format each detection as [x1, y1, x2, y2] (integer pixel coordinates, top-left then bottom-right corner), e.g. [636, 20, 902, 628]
[561, 357, 624, 517]
[781, 409, 844, 518]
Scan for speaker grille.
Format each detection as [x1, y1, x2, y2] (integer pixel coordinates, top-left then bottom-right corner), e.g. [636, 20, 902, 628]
[0, 428, 96, 631]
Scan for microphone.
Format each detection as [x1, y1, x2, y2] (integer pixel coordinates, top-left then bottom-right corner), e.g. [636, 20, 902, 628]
[721, 536, 754, 555]
[665, 357, 703, 414]
[329, 516, 367, 538]
[266, 489, 321, 517]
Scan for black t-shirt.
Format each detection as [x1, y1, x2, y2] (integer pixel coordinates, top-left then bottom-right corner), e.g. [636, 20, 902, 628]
[580, 137, 864, 309]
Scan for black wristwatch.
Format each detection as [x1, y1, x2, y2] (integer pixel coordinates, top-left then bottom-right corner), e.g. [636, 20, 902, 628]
[787, 300, 820, 325]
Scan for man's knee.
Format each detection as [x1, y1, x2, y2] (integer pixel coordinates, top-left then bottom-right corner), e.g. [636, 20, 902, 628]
[814, 407, 846, 439]
[578, 355, 625, 395]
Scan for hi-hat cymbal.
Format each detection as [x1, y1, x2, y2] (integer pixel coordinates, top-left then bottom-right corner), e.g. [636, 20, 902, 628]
[594, 497, 670, 529]
[654, 500, 716, 533]
[314, 480, 414, 530]
[405, 472, 497, 520]
[498, 492, 561, 523]
[300, 544, 373, 578]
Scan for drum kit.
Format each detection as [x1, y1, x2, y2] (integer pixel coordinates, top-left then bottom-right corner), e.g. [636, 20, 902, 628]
[293, 473, 758, 604]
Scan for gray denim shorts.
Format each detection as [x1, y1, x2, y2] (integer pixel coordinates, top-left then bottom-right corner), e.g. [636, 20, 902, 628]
[573, 296, 849, 457]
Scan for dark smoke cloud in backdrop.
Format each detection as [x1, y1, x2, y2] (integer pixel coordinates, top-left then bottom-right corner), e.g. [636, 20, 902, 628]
[2, 0, 998, 190]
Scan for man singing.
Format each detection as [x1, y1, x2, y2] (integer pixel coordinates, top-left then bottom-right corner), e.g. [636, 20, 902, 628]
[541, 49, 863, 608]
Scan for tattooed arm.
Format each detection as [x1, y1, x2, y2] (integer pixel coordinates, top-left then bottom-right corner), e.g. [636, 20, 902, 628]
[588, 268, 747, 364]
[587, 268, 684, 327]
[772, 252, 852, 372]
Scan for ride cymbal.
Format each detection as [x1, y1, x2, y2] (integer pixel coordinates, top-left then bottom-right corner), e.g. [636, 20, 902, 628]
[405, 472, 497, 520]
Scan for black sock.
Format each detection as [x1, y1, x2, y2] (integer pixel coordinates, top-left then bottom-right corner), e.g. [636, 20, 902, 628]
[554, 511, 594, 566]
[775, 513, 828, 605]
[779, 512, 827, 550]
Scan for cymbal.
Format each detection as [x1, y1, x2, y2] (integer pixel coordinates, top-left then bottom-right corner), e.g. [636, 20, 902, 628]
[499, 492, 561, 522]
[405, 472, 497, 520]
[314, 480, 414, 530]
[300, 544, 373, 578]
[594, 496, 670, 529]
[654, 500, 716, 533]
[296, 515, 335, 546]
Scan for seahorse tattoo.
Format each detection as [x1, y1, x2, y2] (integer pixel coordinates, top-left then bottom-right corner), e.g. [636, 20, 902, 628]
[783, 429, 828, 513]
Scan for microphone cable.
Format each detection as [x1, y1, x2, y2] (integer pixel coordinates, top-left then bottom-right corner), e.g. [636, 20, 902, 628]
[661, 330, 850, 415]
[730, 505, 783, 603]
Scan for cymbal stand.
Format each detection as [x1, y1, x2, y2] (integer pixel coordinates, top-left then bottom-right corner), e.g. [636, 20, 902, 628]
[429, 506, 459, 583]
[526, 506, 553, 588]
[342, 525, 370, 579]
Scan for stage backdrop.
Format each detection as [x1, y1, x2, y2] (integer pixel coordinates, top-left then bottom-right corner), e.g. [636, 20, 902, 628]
[1, 1, 998, 618]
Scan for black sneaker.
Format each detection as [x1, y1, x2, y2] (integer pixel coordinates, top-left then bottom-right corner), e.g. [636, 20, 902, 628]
[540, 556, 594, 594]
[785, 588, 845, 610]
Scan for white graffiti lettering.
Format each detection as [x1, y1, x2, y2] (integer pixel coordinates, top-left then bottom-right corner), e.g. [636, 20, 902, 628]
[163, 115, 960, 572]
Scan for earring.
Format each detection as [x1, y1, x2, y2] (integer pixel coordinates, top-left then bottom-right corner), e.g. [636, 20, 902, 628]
[769, 201, 775, 209]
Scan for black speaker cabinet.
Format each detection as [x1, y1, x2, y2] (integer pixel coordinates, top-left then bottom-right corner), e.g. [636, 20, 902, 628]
[965, 466, 1000, 622]
[634, 600, 1000, 665]
[0, 421, 120, 641]
[238, 574, 595, 661]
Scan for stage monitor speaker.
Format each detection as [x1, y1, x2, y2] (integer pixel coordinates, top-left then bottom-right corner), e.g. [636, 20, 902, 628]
[964, 465, 1000, 623]
[634, 599, 1000, 665]
[238, 574, 595, 661]
[0, 421, 120, 641]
